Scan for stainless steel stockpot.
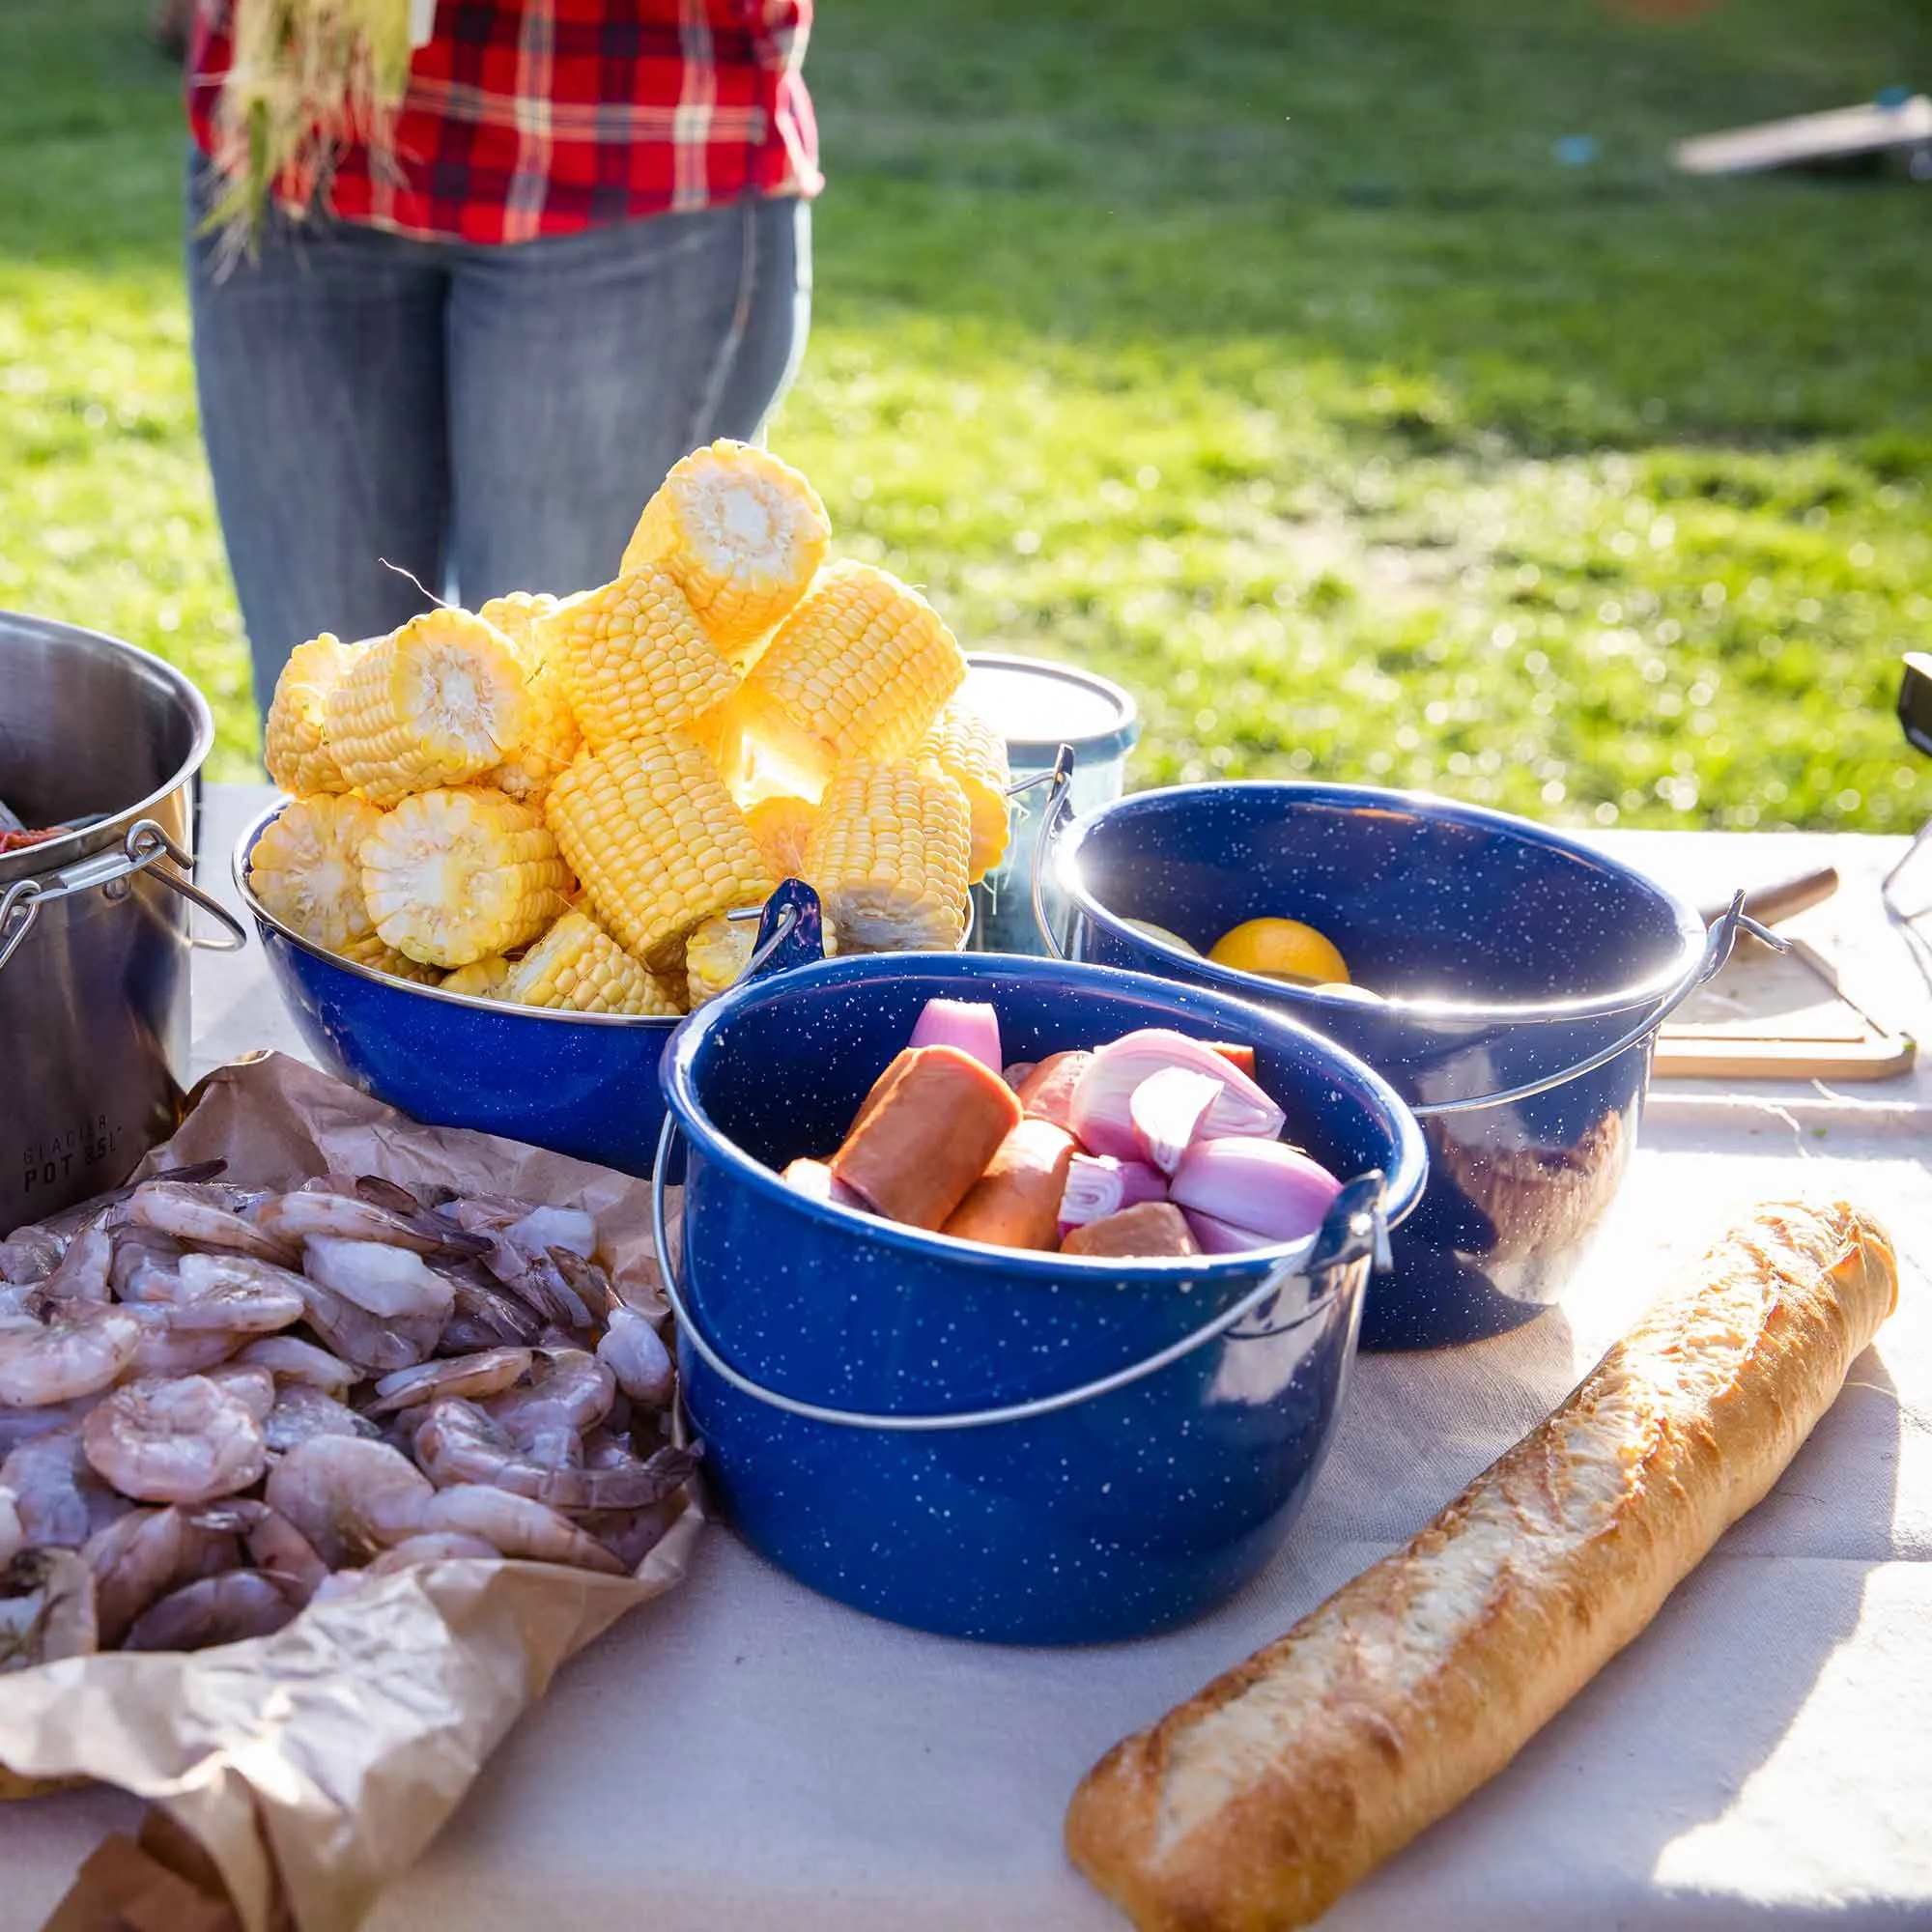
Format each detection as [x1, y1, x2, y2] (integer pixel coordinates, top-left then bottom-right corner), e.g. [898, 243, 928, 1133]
[0, 612, 243, 1230]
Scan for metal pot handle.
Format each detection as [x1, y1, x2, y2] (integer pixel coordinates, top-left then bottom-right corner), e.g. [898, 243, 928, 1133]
[0, 818, 247, 976]
[1026, 744, 1079, 960]
[651, 1111, 1386, 1434]
[1409, 892, 1783, 1119]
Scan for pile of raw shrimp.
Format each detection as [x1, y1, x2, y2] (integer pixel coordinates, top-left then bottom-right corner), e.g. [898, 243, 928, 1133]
[0, 1160, 693, 1666]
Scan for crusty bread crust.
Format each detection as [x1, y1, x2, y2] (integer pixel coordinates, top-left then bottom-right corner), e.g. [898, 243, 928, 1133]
[1065, 1199, 1898, 1932]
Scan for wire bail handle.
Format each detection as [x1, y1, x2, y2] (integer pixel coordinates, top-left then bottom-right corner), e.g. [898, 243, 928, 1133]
[651, 1110, 1389, 1435]
[0, 818, 246, 978]
[1025, 744, 1079, 960]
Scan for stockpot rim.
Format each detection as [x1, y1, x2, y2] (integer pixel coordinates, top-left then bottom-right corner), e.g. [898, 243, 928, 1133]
[660, 947, 1430, 1286]
[0, 611, 215, 884]
[1054, 778, 1710, 1027]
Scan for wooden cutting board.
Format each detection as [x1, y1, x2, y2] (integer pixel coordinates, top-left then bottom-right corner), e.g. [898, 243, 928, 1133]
[1656, 933, 1918, 1081]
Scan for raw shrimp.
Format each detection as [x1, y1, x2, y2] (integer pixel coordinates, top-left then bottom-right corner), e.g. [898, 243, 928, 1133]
[169, 1254, 307, 1334]
[37, 1226, 112, 1305]
[83, 1506, 241, 1646]
[124, 1569, 304, 1652]
[123, 1182, 299, 1265]
[362, 1531, 499, 1573]
[578, 1498, 682, 1572]
[0, 1548, 98, 1669]
[0, 1229, 60, 1285]
[355, 1175, 459, 1214]
[81, 1375, 269, 1505]
[412, 1400, 689, 1511]
[24, 1161, 231, 1249]
[420, 1484, 628, 1574]
[453, 1204, 591, 1328]
[1, 1427, 132, 1547]
[596, 1307, 674, 1408]
[109, 1234, 185, 1298]
[236, 1335, 361, 1395]
[0, 1488, 21, 1565]
[263, 1435, 435, 1567]
[365, 1348, 532, 1416]
[0, 1302, 141, 1406]
[487, 1350, 614, 1437]
[506, 1206, 597, 1260]
[201, 1364, 276, 1422]
[302, 1236, 455, 1322]
[254, 1192, 489, 1259]
[123, 1304, 245, 1379]
[263, 1383, 378, 1453]
[440, 1271, 545, 1351]
[294, 1273, 440, 1374]
[191, 1500, 329, 1601]
[112, 1241, 185, 1305]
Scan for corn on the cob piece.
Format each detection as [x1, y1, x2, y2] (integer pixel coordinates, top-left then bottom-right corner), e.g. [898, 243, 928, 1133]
[264, 634, 360, 795]
[918, 696, 1011, 884]
[327, 609, 531, 807]
[508, 910, 685, 1016]
[335, 932, 443, 983]
[620, 440, 830, 668]
[744, 794, 818, 882]
[359, 785, 573, 969]
[440, 953, 517, 1000]
[247, 795, 387, 952]
[683, 901, 839, 1008]
[549, 566, 738, 753]
[545, 734, 773, 963]
[483, 656, 581, 807]
[722, 561, 966, 798]
[804, 758, 971, 952]
[475, 591, 559, 664]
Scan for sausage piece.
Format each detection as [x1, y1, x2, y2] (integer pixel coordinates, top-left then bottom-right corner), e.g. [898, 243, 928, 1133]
[941, 1121, 1077, 1251]
[1015, 1051, 1093, 1132]
[830, 1047, 1024, 1231]
[1060, 1202, 1202, 1260]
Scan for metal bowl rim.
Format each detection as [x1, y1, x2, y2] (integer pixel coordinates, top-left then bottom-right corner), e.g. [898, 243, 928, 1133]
[661, 948, 1429, 1285]
[1055, 779, 1709, 1026]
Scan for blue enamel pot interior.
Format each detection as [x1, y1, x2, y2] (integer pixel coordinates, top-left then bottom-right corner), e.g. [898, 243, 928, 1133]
[1054, 781, 1709, 1350]
[660, 951, 1426, 1414]
[658, 952, 1427, 1643]
[234, 802, 680, 1175]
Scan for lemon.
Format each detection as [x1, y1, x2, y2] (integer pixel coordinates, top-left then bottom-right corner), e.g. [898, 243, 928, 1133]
[1208, 917, 1350, 986]
[1122, 918, 1199, 955]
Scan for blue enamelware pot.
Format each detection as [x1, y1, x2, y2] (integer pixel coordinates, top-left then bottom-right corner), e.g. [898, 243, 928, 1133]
[1043, 780, 1766, 1350]
[234, 801, 689, 1174]
[656, 942, 1428, 1643]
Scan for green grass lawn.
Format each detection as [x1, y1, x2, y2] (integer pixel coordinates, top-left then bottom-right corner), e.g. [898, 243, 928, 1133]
[3, 0, 1929, 832]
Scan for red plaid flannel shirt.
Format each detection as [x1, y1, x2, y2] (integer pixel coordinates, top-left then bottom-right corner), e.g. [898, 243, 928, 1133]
[187, 1, 819, 246]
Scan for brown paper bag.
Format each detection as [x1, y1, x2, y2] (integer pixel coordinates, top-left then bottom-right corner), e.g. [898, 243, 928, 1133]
[0, 1054, 702, 1932]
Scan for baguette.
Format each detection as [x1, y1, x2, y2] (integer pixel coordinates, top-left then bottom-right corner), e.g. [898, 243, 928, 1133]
[1065, 1198, 1899, 1931]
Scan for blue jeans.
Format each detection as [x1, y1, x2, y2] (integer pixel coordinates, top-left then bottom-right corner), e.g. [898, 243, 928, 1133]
[186, 161, 811, 710]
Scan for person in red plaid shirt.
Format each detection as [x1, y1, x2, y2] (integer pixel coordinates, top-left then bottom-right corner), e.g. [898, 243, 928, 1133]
[185, 1, 819, 711]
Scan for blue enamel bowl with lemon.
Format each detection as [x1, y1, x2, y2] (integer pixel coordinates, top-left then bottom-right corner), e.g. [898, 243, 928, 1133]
[1052, 781, 1714, 1350]
[657, 948, 1428, 1643]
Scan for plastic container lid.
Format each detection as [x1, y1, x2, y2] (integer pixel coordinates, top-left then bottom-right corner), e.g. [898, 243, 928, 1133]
[962, 654, 1140, 768]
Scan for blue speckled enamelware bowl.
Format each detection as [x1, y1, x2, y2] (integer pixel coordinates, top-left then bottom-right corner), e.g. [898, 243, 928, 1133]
[1054, 781, 1708, 1349]
[660, 951, 1427, 1643]
[235, 801, 684, 1173]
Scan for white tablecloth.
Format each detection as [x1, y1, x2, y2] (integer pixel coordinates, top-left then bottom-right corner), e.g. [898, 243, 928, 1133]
[4, 794, 1929, 1930]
